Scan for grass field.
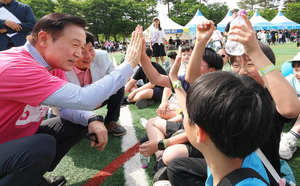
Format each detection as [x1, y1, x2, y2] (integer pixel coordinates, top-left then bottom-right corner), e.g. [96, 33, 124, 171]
[45, 42, 300, 186]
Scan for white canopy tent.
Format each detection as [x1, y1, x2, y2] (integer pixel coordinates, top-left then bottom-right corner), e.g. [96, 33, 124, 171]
[250, 11, 279, 30]
[270, 11, 300, 29]
[217, 10, 233, 32]
[185, 9, 208, 39]
[143, 10, 190, 41]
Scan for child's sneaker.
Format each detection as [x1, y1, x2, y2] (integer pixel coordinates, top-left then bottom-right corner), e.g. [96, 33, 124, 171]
[153, 180, 172, 186]
[279, 133, 297, 160]
[135, 99, 155, 109]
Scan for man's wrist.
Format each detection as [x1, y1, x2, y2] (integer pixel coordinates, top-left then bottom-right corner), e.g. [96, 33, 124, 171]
[88, 115, 104, 125]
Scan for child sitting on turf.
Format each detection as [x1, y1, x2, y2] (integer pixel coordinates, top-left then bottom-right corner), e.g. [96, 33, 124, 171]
[139, 45, 223, 182]
[279, 52, 300, 160]
[124, 48, 167, 109]
[162, 51, 177, 75]
[157, 44, 193, 121]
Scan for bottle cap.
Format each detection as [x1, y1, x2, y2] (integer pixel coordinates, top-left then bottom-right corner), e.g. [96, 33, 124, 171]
[237, 10, 247, 17]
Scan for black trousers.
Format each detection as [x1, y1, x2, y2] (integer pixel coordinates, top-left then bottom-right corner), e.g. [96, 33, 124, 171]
[100, 86, 124, 125]
[167, 157, 207, 186]
[0, 117, 87, 186]
[36, 117, 88, 171]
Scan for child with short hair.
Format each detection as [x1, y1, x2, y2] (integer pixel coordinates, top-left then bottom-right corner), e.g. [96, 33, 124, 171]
[279, 53, 300, 160]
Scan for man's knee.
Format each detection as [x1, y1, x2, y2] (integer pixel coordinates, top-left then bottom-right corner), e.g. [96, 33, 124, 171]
[1, 134, 56, 174]
[25, 134, 56, 168]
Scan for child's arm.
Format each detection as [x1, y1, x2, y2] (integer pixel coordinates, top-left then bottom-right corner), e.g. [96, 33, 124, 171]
[157, 87, 173, 118]
[185, 20, 215, 84]
[230, 14, 300, 118]
[169, 50, 188, 121]
[124, 79, 138, 94]
[139, 131, 188, 157]
[140, 40, 171, 88]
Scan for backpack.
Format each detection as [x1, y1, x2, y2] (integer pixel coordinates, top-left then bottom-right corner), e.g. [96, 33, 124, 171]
[217, 168, 270, 186]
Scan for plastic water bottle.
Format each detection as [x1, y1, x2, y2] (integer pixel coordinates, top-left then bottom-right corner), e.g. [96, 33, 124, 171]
[225, 10, 247, 56]
[140, 143, 150, 169]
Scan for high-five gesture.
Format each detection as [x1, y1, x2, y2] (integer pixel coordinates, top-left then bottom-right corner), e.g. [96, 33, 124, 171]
[195, 20, 215, 44]
[185, 20, 214, 84]
[125, 25, 144, 69]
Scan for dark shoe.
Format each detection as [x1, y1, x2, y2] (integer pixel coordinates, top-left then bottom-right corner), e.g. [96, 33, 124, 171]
[105, 121, 127, 136]
[139, 135, 149, 144]
[135, 99, 155, 109]
[153, 166, 168, 182]
[121, 96, 130, 107]
[39, 176, 66, 186]
[153, 155, 166, 174]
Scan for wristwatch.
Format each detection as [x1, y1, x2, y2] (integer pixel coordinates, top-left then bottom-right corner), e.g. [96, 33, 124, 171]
[158, 140, 165, 150]
[88, 115, 104, 125]
[172, 80, 182, 89]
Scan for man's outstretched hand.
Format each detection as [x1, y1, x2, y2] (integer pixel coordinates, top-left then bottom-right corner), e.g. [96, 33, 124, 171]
[125, 25, 144, 69]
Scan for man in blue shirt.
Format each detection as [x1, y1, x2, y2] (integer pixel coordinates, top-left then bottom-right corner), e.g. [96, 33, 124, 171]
[0, 0, 36, 51]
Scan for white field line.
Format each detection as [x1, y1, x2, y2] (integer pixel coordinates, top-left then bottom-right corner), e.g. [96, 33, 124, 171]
[119, 105, 149, 186]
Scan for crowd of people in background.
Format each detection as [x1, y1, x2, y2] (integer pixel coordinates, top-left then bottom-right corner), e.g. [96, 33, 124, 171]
[256, 29, 300, 45]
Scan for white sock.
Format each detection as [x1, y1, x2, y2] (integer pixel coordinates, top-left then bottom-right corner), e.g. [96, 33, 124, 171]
[287, 129, 300, 142]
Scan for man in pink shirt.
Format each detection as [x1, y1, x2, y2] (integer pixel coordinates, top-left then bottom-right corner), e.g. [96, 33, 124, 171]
[0, 13, 143, 186]
[50, 31, 127, 136]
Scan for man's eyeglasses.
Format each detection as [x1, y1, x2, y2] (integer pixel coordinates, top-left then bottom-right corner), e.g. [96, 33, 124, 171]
[85, 133, 99, 143]
[231, 63, 256, 73]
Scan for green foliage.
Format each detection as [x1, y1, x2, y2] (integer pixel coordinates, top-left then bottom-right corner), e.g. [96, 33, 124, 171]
[258, 8, 278, 21]
[19, 0, 55, 20]
[237, 0, 259, 11]
[168, 0, 205, 26]
[54, 0, 83, 17]
[81, 0, 157, 41]
[247, 8, 278, 21]
[168, 0, 228, 26]
[284, 2, 300, 24]
[206, 2, 228, 24]
[19, 0, 300, 43]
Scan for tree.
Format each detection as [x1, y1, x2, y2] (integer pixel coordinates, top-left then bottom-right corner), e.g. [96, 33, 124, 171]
[82, 0, 157, 41]
[169, 0, 208, 26]
[237, 0, 259, 11]
[285, 2, 300, 24]
[158, 0, 176, 14]
[206, 2, 228, 24]
[258, 8, 278, 21]
[282, 0, 300, 12]
[19, 0, 55, 20]
[54, 0, 83, 17]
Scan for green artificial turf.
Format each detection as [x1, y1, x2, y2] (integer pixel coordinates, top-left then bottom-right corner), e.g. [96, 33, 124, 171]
[268, 42, 299, 70]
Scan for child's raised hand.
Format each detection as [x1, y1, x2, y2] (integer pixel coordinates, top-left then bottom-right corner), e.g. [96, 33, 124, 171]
[228, 14, 260, 57]
[196, 20, 214, 44]
[169, 55, 182, 82]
